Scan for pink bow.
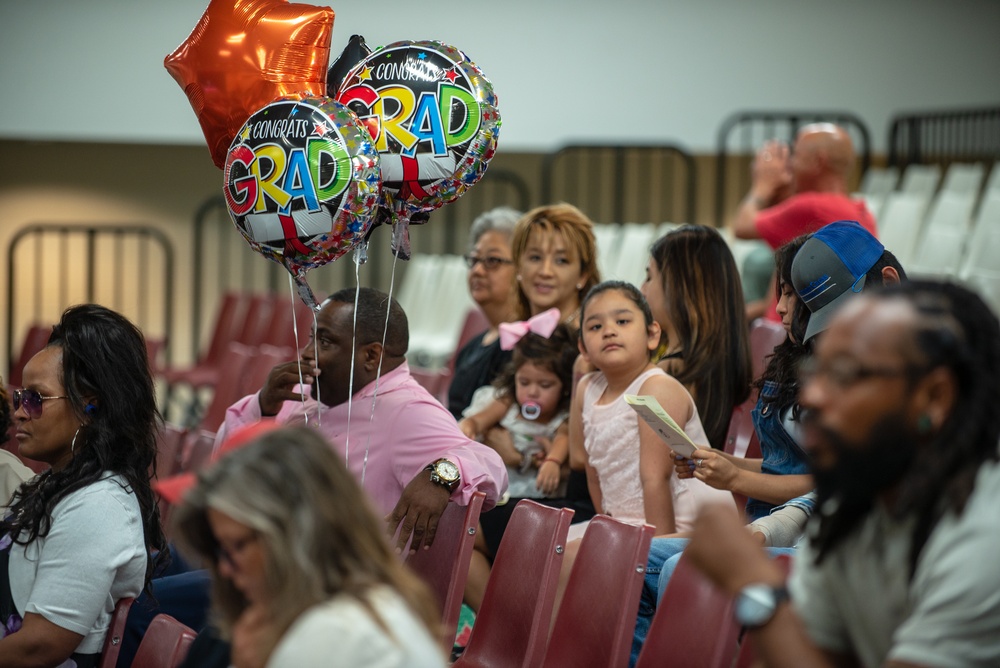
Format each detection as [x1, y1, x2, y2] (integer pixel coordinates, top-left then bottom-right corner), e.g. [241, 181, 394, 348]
[499, 308, 561, 351]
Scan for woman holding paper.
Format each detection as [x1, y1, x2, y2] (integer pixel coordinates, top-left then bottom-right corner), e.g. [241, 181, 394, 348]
[640, 224, 752, 451]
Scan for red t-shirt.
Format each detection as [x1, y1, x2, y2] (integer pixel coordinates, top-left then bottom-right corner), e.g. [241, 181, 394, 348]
[755, 191, 877, 249]
[756, 192, 878, 321]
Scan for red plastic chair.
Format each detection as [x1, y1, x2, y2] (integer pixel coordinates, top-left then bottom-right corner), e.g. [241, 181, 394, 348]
[154, 422, 187, 480]
[749, 318, 787, 381]
[98, 596, 135, 668]
[178, 429, 219, 473]
[634, 552, 741, 668]
[455, 501, 575, 668]
[404, 492, 486, 653]
[132, 613, 197, 668]
[239, 344, 296, 399]
[161, 292, 247, 390]
[236, 293, 278, 348]
[195, 343, 255, 433]
[9, 324, 52, 388]
[542, 516, 654, 668]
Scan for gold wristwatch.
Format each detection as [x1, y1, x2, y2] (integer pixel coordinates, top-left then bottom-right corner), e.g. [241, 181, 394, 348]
[427, 458, 461, 492]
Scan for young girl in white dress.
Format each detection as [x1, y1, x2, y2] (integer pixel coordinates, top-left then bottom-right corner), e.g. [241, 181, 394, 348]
[569, 281, 735, 540]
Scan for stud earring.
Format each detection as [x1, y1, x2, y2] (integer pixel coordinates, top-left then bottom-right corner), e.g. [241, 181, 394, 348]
[917, 414, 933, 434]
[576, 283, 583, 290]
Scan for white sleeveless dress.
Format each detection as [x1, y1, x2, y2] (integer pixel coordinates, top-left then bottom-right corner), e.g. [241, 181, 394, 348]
[580, 367, 735, 533]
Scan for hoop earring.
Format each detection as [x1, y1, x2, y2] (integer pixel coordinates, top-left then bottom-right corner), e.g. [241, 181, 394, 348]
[71, 426, 83, 454]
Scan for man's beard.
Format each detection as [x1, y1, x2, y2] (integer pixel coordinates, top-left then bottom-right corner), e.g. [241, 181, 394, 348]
[810, 409, 921, 528]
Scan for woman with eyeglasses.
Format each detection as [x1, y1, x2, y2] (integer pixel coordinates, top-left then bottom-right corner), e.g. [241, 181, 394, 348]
[173, 425, 444, 668]
[0, 304, 167, 667]
[446, 206, 522, 419]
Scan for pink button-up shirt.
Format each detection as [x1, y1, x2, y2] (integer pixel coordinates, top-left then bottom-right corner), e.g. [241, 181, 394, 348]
[217, 362, 507, 516]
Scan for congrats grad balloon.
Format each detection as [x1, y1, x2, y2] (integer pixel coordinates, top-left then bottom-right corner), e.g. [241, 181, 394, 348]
[335, 40, 501, 258]
[223, 96, 381, 308]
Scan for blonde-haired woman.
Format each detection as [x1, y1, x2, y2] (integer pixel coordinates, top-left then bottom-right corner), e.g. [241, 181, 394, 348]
[511, 202, 601, 326]
[174, 425, 444, 668]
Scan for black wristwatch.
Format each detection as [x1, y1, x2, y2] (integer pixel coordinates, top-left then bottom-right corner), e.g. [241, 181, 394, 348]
[734, 584, 790, 628]
[426, 458, 461, 492]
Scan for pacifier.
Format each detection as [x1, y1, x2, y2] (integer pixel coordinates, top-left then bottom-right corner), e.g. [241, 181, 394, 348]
[521, 401, 542, 420]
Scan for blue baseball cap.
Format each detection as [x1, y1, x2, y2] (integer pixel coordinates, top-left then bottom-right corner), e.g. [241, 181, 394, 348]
[791, 221, 884, 341]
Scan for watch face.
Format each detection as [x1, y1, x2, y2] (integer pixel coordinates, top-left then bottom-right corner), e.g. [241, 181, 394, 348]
[735, 585, 777, 627]
[435, 460, 460, 482]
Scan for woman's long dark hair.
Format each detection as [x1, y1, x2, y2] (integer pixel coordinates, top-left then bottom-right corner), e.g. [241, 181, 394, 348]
[753, 236, 812, 417]
[649, 225, 752, 449]
[1, 304, 167, 592]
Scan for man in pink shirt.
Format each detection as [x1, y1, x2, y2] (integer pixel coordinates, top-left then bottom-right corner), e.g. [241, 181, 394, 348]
[731, 123, 878, 321]
[218, 287, 508, 552]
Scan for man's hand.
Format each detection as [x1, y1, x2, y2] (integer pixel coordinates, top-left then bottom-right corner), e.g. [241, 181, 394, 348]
[688, 504, 782, 595]
[258, 360, 319, 416]
[387, 470, 452, 554]
[751, 140, 793, 204]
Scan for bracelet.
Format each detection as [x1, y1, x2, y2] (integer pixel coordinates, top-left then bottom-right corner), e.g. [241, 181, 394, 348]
[542, 457, 562, 466]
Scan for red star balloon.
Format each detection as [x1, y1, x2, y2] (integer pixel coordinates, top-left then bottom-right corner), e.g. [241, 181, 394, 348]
[165, 0, 335, 169]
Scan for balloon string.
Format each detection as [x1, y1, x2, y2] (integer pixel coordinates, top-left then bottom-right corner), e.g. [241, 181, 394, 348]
[344, 257, 362, 470]
[287, 273, 321, 427]
[360, 238, 400, 486]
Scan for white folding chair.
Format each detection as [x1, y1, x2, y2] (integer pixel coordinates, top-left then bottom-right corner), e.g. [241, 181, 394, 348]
[609, 223, 659, 286]
[877, 191, 934, 269]
[899, 164, 942, 197]
[909, 191, 976, 278]
[960, 192, 1000, 279]
[941, 163, 986, 196]
[592, 223, 623, 281]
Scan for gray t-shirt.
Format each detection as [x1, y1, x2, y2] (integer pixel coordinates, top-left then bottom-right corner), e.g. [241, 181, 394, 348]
[9, 474, 147, 654]
[790, 458, 1000, 667]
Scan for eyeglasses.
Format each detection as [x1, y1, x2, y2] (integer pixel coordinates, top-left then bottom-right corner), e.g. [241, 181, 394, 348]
[463, 254, 513, 271]
[12, 389, 68, 419]
[215, 532, 258, 569]
[797, 357, 916, 390]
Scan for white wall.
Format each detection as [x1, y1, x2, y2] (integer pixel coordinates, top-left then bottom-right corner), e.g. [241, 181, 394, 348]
[0, 0, 998, 153]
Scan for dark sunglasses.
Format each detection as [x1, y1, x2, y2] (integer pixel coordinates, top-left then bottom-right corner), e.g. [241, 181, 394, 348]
[463, 254, 513, 271]
[12, 388, 68, 419]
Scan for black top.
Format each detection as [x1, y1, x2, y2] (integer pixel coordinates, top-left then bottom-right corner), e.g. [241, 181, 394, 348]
[447, 331, 512, 419]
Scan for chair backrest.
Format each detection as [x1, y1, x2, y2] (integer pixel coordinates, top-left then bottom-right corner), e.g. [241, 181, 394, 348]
[98, 596, 135, 668]
[749, 318, 787, 381]
[543, 516, 654, 668]
[404, 492, 486, 652]
[455, 501, 575, 668]
[235, 293, 277, 348]
[941, 162, 986, 195]
[178, 429, 219, 473]
[634, 551, 741, 668]
[196, 343, 255, 433]
[899, 163, 942, 196]
[239, 344, 295, 399]
[876, 190, 933, 268]
[155, 422, 188, 480]
[961, 191, 1000, 279]
[9, 323, 52, 388]
[132, 613, 197, 668]
[200, 291, 246, 367]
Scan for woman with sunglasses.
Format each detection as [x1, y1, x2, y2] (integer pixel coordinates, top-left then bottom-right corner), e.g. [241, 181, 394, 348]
[0, 304, 167, 667]
[447, 206, 522, 419]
